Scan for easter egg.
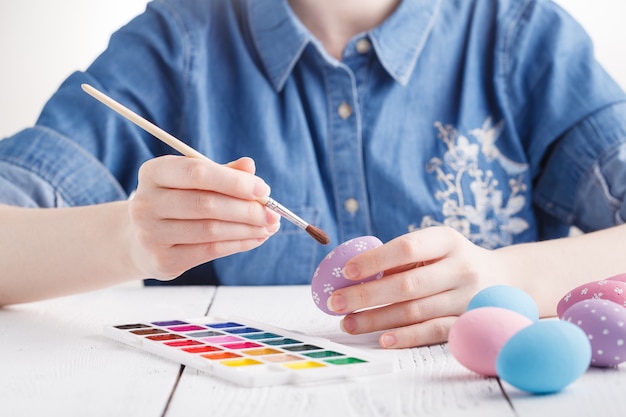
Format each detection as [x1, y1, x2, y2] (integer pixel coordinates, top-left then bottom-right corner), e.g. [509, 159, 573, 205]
[556, 280, 626, 318]
[607, 273, 626, 284]
[311, 236, 384, 315]
[467, 285, 539, 321]
[448, 307, 533, 376]
[562, 299, 626, 367]
[496, 320, 591, 394]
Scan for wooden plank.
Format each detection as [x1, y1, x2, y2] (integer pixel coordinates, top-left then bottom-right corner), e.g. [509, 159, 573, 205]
[0, 285, 214, 417]
[167, 285, 515, 416]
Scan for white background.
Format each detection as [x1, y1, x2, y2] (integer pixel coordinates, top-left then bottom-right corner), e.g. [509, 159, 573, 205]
[0, 0, 625, 138]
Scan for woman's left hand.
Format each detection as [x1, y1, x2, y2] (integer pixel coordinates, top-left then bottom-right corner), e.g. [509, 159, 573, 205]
[326, 226, 502, 348]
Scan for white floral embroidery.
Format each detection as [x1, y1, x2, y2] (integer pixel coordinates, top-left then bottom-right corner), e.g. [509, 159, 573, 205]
[416, 118, 530, 249]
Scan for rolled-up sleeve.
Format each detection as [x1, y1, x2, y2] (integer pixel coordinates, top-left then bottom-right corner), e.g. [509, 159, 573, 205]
[534, 102, 626, 232]
[0, 127, 127, 208]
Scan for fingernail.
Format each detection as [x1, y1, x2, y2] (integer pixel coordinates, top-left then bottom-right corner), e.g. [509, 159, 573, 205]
[266, 209, 280, 224]
[254, 181, 271, 198]
[327, 293, 347, 313]
[380, 333, 397, 348]
[340, 316, 357, 333]
[342, 263, 360, 280]
[265, 219, 281, 234]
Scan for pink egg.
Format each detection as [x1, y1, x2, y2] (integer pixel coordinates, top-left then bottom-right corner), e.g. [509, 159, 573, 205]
[311, 236, 384, 315]
[448, 307, 533, 376]
[562, 299, 626, 367]
[556, 280, 626, 318]
[607, 273, 626, 284]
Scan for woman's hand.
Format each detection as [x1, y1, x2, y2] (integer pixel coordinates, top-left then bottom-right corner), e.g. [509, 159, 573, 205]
[127, 155, 281, 280]
[326, 226, 502, 349]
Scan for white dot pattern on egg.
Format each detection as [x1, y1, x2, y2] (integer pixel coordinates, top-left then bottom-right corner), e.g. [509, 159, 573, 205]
[311, 236, 384, 316]
[562, 298, 626, 367]
[556, 280, 626, 318]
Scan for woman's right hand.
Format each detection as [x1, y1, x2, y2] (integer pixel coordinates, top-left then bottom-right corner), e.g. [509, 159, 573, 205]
[127, 155, 281, 280]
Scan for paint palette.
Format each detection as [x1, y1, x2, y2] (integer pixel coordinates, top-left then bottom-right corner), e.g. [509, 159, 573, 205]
[104, 316, 393, 387]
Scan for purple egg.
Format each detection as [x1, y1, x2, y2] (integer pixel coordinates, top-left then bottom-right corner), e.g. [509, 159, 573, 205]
[562, 299, 626, 367]
[311, 236, 384, 315]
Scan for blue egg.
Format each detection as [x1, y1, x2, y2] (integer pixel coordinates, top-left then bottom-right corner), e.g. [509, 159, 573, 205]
[496, 320, 591, 394]
[467, 285, 539, 321]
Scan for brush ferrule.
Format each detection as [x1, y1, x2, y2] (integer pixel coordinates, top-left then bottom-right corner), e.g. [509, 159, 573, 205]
[264, 197, 308, 230]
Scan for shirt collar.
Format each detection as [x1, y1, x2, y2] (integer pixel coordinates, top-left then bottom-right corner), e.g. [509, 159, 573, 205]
[370, 0, 442, 86]
[247, 0, 441, 91]
[247, 0, 311, 92]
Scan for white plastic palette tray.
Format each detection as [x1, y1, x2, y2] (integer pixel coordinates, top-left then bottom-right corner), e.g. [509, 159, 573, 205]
[104, 316, 393, 387]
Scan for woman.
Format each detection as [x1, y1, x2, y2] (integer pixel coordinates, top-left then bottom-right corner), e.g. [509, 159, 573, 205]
[1, 0, 625, 349]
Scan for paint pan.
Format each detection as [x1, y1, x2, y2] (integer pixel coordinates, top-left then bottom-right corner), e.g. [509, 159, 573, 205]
[104, 315, 392, 387]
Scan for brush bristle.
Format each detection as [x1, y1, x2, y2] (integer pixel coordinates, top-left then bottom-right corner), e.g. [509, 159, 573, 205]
[305, 225, 330, 245]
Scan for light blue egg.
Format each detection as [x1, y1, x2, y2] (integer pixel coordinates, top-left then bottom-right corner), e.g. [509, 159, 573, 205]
[467, 285, 539, 321]
[496, 320, 591, 394]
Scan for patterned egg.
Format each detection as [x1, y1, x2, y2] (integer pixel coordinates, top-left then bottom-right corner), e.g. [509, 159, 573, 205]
[466, 285, 539, 321]
[556, 280, 626, 318]
[311, 236, 384, 315]
[496, 320, 591, 394]
[562, 299, 626, 367]
[448, 307, 533, 376]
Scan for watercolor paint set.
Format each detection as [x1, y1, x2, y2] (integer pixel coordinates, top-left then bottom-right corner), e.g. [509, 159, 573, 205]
[104, 316, 393, 387]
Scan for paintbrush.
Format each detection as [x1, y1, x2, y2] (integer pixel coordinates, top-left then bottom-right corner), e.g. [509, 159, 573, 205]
[81, 83, 330, 246]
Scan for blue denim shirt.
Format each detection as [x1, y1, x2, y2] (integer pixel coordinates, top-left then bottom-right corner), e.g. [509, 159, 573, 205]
[1, 0, 626, 285]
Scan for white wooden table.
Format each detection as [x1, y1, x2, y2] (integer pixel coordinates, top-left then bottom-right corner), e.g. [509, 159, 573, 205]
[1, 285, 624, 416]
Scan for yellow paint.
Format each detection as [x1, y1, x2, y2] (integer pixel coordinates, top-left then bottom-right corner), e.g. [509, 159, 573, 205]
[282, 361, 326, 370]
[220, 358, 263, 367]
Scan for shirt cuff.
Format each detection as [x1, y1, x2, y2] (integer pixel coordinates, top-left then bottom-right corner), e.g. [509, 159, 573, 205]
[534, 102, 626, 232]
[0, 126, 126, 207]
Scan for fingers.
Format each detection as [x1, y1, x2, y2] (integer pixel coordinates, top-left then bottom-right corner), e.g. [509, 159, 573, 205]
[342, 226, 462, 280]
[329, 254, 478, 314]
[139, 155, 270, 199]
[326, 226, 495, 348]
[378, 317, 458, 349]
[340, 288, 462, 333]
[137, 217, 280, 246]
[132, 155, 279, 228]
[131, 155, 281, 233]
[225, 156, 256, 174]
[127, 155, 282, 280]
[340, 290, 462, 348]
[138, 187, 276, 225]
[329, 263, 439, 315]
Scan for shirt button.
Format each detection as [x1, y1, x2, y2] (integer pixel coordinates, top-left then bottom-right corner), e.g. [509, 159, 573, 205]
[338, 102, 352, 119]
[344, 198, 359, 215]
[355, 38, 371, 54]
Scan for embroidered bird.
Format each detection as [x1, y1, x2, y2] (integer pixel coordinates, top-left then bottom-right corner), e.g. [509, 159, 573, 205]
[470, 117, 528, 175]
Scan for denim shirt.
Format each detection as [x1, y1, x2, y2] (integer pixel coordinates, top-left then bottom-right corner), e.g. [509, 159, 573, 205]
[1, 0, 626, 285]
